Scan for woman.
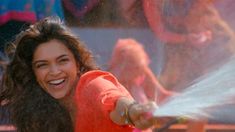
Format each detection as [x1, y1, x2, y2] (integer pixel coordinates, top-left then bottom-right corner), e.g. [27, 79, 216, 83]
[0, 17, 159, 132]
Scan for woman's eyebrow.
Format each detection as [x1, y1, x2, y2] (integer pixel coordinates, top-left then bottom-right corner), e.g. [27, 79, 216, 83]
[32, 54, 68, 65]
[57, 54, 69, 60]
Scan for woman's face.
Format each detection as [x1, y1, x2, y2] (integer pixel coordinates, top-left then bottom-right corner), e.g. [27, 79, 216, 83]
[32, 39, 79, 100]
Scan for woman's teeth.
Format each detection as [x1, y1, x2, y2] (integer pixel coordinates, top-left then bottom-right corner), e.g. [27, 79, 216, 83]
[49, 79, 65, 85]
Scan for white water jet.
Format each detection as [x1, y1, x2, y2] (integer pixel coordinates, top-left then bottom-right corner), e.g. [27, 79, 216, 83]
[153, 56, 235, 121]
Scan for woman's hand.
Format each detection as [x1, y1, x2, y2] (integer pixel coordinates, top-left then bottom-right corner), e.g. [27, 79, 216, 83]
[128, 101, 158, 129]
[110, 98, 159, 130]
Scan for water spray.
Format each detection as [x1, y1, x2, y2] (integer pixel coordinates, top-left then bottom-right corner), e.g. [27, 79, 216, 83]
[153, 56, 235, 127]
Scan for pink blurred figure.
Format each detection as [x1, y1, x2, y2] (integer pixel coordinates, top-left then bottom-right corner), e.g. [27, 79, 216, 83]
[109, 38, 175, 104]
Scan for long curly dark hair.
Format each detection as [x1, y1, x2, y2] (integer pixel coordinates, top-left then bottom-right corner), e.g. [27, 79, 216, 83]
[0, 17, 98, 132]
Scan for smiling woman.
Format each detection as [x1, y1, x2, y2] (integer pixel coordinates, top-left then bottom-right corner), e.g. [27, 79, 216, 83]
[32, 40, 79, 100]
[0, 17, 160, 132]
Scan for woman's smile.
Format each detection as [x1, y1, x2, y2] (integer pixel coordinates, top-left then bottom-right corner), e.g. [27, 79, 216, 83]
[48, 78, 66, 89]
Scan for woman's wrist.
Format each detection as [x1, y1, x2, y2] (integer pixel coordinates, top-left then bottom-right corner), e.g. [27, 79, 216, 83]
[110, 97, 138, 126]
[125, 101, 138, 126]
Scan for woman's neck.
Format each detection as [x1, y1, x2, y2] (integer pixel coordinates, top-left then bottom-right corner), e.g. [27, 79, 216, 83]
[59, 88, 77, 124]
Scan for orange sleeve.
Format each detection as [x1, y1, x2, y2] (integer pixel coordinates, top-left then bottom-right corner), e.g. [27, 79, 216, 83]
[84, 71, 133, 114]
[74, 70, 134, 132]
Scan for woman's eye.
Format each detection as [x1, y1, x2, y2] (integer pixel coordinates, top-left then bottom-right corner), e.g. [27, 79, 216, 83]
[59, 58, 69, 63]
[35, 63, 47, 68]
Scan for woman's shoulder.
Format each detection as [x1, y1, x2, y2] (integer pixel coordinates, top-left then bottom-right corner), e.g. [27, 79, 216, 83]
[80, 70, 116, 82]
[81, 70, 112, 77]
[76, 70, 119, 89]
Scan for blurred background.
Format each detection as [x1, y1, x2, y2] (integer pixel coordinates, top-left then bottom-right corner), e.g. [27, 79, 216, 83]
[1, 0, 235, 132]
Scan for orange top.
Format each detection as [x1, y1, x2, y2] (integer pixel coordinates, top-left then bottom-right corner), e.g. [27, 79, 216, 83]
[74, 70, 134, 132]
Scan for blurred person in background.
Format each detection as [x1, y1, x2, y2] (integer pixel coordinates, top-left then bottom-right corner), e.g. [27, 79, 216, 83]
[109, 38, 175, 104]
[62, 0, 132, 27]
[117, 0, 235, 91]
[142, 0, 235, 91]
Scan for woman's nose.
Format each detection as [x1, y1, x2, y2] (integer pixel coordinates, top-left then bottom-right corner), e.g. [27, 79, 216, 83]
[49, 64, 61, 76]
